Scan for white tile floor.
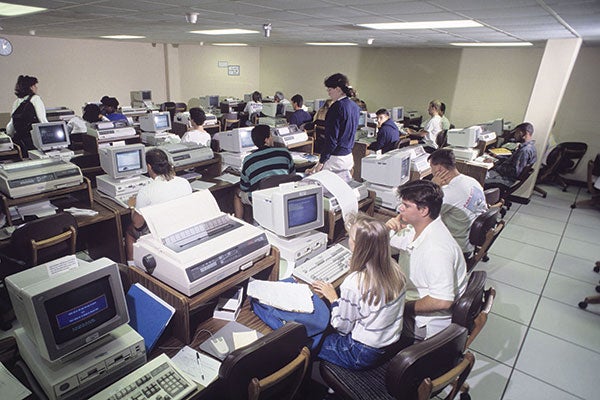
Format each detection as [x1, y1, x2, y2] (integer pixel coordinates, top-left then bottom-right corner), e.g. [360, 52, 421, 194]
[468, 184, 600, 400]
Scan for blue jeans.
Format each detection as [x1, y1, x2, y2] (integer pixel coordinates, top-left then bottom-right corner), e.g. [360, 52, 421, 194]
[318, 332, 387, 370]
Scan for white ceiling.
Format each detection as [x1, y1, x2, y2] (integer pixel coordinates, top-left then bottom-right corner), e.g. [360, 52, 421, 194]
[0, 0, 599, 47]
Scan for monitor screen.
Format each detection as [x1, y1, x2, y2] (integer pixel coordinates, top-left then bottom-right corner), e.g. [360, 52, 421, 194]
[31, 121, 70, 151]
[140, 111, 171, 132]
[240, 129, 254, 148]
[154, 113, 170, 130]
[219, 128, 257, 152]
[358, 111, 367, 127]
[208, 96, 219, 108]
[6, 258, 129, 362]
[100, 143, 147, 179]
[287, 194, 318, 228]
[142, 90, 152, 100]
[392, 106, 404, 121]
[262, 103, 277, 118]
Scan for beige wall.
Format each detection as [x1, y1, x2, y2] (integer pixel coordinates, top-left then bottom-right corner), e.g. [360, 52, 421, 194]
[0, 34, 167, 114]
[177, 44, 260, 103]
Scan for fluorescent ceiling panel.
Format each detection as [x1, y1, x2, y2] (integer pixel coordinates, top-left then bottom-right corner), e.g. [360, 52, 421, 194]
[358, 20, 483, 30]
[0, 1, 45, 16]
[190, 29, 258, 35]
[451, 42, 533, 47]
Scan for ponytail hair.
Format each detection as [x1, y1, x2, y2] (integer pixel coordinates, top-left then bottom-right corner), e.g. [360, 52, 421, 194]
[146, 148, 175, 180]
[324, 73, 356, 98]
[14, 75, 38, 98]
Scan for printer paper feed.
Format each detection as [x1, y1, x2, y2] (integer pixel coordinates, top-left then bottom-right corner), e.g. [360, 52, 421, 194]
[306, 170, 358, 221]
[140, 190, 221, 241]
[247, 280, 314, 313]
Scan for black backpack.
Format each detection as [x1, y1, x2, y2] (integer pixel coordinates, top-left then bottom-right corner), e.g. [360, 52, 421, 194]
[11, 95, 39, 136]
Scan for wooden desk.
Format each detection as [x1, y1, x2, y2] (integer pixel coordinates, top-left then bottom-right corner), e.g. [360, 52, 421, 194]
[320, 190, 376, 243]
[128, 247, 280, 345]
[277, 138, 314, 155]
[352, 141, 369, 181]
[173, 154, 222, 179]
[476, 138, 497, 156]
[456, 160, 490, 187]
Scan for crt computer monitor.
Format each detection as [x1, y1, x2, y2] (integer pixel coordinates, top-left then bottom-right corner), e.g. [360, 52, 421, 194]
[252, 183, 324, 237]
[314, 99, 327, 110]
[31, 121, 71, 152]
[6, 257, 129, 363]
[219, 127, 257, 152]
[130, 90, 152, 102]
[99, 143, 147, 180]
[479, 118, 504, 136]
[358, 111, 367, 128]
[391, 106, 404, 121]
[361, 148, 411, 187]
[261, 102, 278, 118]
[139, 111, 172, 132]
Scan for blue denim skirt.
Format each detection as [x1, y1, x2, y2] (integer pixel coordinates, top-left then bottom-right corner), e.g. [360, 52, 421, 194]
[318, 332, 386, 370]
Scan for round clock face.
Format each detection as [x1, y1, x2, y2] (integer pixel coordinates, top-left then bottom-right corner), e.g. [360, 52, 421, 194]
[0, 38, 13, 56]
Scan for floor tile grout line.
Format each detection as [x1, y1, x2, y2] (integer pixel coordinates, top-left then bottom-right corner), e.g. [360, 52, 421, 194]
[508, 367, 588, 400]
[527, 326, 600, 356]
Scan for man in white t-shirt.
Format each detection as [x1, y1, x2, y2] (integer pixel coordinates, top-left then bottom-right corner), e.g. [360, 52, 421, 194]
[407, 100, 443, 151]
[181, 107, 211, 147]
[386, 180, 467, 343]
[429, 149, 488, 255]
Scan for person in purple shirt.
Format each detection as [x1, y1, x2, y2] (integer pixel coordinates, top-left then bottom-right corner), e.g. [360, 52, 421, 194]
[307, 73, 360, 182]
[288, 94, 312, 127]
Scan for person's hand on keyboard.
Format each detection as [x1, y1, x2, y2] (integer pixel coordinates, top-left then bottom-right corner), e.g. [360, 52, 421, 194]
[312, 280, 338, 303]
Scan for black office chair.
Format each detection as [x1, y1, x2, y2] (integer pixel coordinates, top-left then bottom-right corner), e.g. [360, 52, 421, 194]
[319, 324, 474, 400]
[175, 102, 187, 113]
[536, 142, 587, 195]
[222, 112, 241, 131]
[466, 209, 505, 273]
[485, 164, 535, 214]
[160, 101, 177, 121]
[201, 322, 310, 400]
[436, 129, 448, 148]
[571, 154, 600, 210]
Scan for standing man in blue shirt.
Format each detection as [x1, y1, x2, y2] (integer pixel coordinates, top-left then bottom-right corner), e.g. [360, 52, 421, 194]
[368, 108, 400, 153]
[288, 94, 312, 127]
[307, 72, 360, 182]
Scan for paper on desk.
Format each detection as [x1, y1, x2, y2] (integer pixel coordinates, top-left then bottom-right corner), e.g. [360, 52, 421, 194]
[17, 200, 57, 218]
[216, 173, 241, 184]
[140, 190, 221, 241]
[171, 346, 220, 387]
[232, 330, 259, 350]
[0, 362, 31, 400]
[191, 180, 216, 191]
[247, 280, 314, 313]
[305, 170, 358, 222]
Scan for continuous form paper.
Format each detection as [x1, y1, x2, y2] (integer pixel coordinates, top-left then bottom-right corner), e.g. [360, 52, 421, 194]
[305, 170, 358, 222]
[139, 190, 220, 241]
[247, 280, 314, 313]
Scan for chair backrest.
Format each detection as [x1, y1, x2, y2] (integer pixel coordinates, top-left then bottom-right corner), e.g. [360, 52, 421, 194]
[558, 142, 588, 174]
[483, 188, 501, 208]
[175, 102, 187, 113]
[223, 112, 240, 130]
[467, 209, 505, 272]
[386, 324, 473, 400]
[506, 164, 535, 196]
[217, 322, 309, 400]
[397, 137, 411, 149]
[10, 212, 78, 267]
[257, 173, 302, 190]
[160, 102, 177, 121]
[435, 129, 448, 148]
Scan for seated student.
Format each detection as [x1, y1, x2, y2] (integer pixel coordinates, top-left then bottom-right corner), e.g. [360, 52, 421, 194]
[368, 108, 400, 153]
[233, 125, 295, 219]
[313, 99, 333, 122]
[288, 94, 312, 127]
[181, 107, 211, 147]
[313, 213, 406, 370]
[125, 148, 192, 262]
[103, 97, 128, 122]
[428, 149, 487, 256]
[274, 91, 292, 108]
[485, 122, 537, 187]
[243, 91, 263, 124]
[386, 180, 467, 344]
[406, 100, 443, 152]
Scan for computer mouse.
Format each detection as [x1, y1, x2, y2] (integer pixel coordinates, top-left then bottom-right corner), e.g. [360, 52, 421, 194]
[210, 336, 229, 356]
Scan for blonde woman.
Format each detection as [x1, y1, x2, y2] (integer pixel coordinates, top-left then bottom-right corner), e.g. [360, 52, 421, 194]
[313, 213, 406, 370]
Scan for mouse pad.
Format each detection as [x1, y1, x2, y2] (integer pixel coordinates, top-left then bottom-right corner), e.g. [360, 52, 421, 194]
[199, 321, 263, 361]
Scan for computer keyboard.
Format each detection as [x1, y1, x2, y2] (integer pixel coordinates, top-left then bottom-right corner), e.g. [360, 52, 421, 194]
[89, 353, 196, 400]
[97, 191, 131, 209]
[293, 243, 352, 284]
[162, 214, 241, 253]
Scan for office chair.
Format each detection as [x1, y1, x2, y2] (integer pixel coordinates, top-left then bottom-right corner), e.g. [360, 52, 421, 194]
[314, 119, 326, 154]
[397, 138, 411, 149]
[571, 155, 600, 210]
[0, 212, 78, 330]
[578, 261, 600, 309]
[436, 130, 448, 148]
[204, 322, 310, 400]
[222, 112, 241, 131]
[466, 209, 505, 273]
[485, 164, 535, 215]
[160, 101, 177, 121]
[536, 142, 587, 196]
[319, 324, 474, 400]
[174, 102, 187, 113]
[483, 188, 504, 210]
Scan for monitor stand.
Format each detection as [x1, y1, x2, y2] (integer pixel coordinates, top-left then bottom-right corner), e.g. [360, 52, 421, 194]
[29, 148, 75, 162]
[264, 230, 328, 278]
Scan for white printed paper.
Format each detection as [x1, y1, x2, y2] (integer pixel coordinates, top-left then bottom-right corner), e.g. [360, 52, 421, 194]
[247, 280, 314, 313]
[0, 362, 31, 400]
[171, 346, 221, 387]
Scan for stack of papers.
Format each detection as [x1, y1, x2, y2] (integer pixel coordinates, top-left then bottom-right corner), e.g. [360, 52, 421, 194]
[17, 200, 57, 218]
[247, 280, 314, 313]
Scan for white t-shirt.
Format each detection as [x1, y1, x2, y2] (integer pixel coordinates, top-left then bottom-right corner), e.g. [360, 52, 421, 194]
[441, 174, 488, 253]
[394, 218, 467, 339]
[135, 175, 192, 210]
[244, 101, 263, 114]
[181, 129, 211, 147]
[422, 114, 443, 148]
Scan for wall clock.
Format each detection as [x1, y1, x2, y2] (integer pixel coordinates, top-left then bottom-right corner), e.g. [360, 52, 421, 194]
[0, 37, 13, 56]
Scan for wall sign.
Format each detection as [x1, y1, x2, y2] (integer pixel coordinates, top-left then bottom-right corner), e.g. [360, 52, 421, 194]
[228, 65, 240, 76]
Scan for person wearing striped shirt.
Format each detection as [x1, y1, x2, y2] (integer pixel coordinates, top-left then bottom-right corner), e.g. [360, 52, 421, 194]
[233, 124, 295, 219]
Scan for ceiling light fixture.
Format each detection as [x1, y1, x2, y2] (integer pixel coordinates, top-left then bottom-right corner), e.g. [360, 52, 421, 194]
[100, 35, 146, 40]
[358, 20, 482, 30]
[263, 23, 272, 38]
[306, 42, 358, 46]
[0, 2, 46, 16]
[367, 38, 374, 45]
[212, 43, 248, 46]
[450, 42, 533, 47]
[185, 12, 198, 24]
[190, 29, 258, 35]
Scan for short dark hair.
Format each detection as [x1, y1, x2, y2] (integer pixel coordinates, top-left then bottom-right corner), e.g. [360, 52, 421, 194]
[189, 107, 206, 125]
[291, 94, 303, 107]
[100, 96, 111, 106]
[428, 148, 456, 170]
[146, 148, 175, 179]
[83, 104, 102, 123]
[396, 180, 443, 220]
[105, 97, 119, 109]
[251, 125, 271, 147]
[440, 102, 446, 114]
[324, 73, 356, 98]
[375, 108, 389, 117]
[14, 75, 38, 97]
[513, 122, 534, 135]
[252, 91, 262, 103]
